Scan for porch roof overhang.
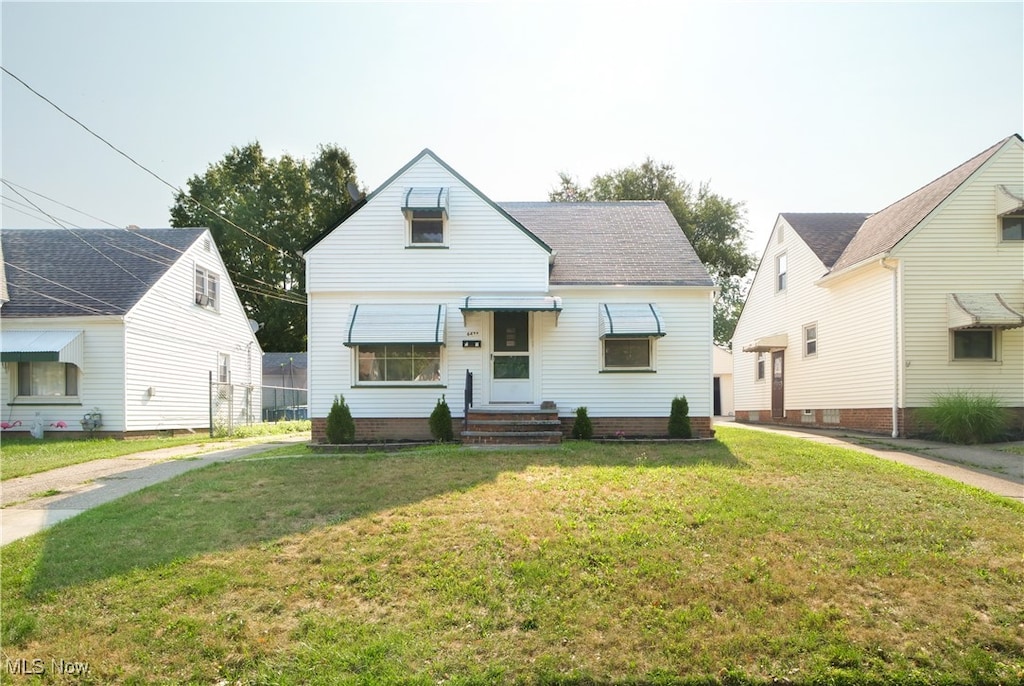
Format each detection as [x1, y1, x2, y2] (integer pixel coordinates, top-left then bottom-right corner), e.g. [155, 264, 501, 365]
[599, 303, 666, 338]
[344, 304, 447, 347]
[0, 329, 85, 367]
[460, 296, 562, 324]
[741, 334, 788, 353]
[947, 293, 1024, 330]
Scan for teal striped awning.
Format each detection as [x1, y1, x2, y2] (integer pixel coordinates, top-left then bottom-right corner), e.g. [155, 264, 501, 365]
[402, 187, 449, 215]
[344, 304, 447, 347]
[1, 330, 85, 366]
[599, 304, 665, 339]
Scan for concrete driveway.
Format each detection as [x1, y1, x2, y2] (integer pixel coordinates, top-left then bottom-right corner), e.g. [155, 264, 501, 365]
[1, 434, 310, 546]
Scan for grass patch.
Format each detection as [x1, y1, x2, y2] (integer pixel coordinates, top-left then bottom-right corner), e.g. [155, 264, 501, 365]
[1000, 445, 1024, 457]
[2, 427, 1022, 684]
[1, 422, 310, 481]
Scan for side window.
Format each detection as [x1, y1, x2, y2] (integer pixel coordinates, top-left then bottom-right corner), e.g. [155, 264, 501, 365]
[803, 324, 818, 357]
[1001, 215, 1023, 241]
[755, 352, 766, 381]
[195, 267, 219, 310]
[952, 329, 995, 360]
[776, 253, 788, 292]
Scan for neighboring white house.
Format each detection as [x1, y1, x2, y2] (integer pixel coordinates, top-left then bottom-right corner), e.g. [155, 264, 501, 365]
[713, 345, 734, 417]
[732, 134, 1024, 437]
[1, 228, 262, 435]
[303, 149, 716, 443]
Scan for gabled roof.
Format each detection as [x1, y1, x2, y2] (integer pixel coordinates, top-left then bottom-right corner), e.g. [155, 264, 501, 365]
[500, 202, 713, 287]
[302, 148, 551, 254]
[1, 228, 205, 318]
[780, 213, 869, 269]
[830, 135, 1021, 272]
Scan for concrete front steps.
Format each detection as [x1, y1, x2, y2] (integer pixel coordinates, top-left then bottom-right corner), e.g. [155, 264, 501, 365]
[461, 405, 562, 445]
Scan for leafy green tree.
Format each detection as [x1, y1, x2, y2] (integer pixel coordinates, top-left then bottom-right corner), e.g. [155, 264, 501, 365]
[550, 158, 755, 345]
[170, 142, 358, 351]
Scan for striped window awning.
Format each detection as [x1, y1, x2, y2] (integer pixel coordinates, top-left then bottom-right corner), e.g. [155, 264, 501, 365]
[402, 187, 449, 215]
[1, 330, 85, 367]
[460, 296, 562, 313]
[996, 184, 1024, 216]
[599, 303, 666, 339]
[947, 293, 1024, 330]
[344, 304, 447, 347]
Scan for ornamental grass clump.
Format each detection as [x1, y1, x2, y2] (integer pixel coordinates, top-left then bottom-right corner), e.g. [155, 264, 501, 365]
[668, 396, 692, 438]
[571, 406, 593, 440]
[429, 395, 454, 442]
[920, 390, 1010, 444]
[325, 395, 355, 444]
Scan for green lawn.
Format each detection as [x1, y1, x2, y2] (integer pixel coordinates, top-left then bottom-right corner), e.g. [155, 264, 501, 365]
[0, 421, 311, 480]
[2, 426, 1021, 684]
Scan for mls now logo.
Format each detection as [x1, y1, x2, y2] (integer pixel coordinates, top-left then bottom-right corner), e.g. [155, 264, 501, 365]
[6, 658, 44, 674]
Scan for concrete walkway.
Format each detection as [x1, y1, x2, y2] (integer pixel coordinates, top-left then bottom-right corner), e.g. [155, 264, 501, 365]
[1, 434, 310, 546]
[719, 419, 1024, 503]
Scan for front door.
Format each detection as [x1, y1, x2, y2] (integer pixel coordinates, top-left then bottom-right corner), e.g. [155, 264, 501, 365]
[771, 350, 785, 419]
[491, 311, 532, 403]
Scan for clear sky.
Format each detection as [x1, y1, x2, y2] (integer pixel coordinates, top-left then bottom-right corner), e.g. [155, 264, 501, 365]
[2, 1, 1021, 257]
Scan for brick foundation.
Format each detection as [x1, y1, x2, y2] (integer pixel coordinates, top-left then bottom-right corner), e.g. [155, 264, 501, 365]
[558, 415, 714, 439]
[313, 414, 716, 443]
[735, 406, 1024, 438]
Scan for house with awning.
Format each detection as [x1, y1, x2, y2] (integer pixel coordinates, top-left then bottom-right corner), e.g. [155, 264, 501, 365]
[302, 149, 715, 443]
[731, 134, 1024, 437]
[1, 228, 261, 435]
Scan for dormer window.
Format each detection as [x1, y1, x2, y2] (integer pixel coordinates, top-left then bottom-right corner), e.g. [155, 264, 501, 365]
[403, 187, 449, 247]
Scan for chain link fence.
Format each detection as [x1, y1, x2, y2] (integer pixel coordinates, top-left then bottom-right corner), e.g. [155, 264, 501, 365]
[209, 374, 258, 436]
[261, 384, 308, 422]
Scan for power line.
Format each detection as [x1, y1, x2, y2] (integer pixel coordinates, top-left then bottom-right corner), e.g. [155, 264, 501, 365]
[6, 282, 110, 316]
[4, 263, 124, 312]
[2, 66, 285, 255]
[2, 199, 85, 228]
[1, 178, 122, 228]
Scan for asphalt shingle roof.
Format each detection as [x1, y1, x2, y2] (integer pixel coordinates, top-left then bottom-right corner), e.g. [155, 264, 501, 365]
[1, 228, 204, 318]
[830, 136, 1015, 272]
[498, 201, 713, 287]
[780, 213, 869, 269]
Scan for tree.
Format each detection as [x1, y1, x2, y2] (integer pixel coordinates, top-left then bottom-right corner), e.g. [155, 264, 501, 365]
[170, 142, 358, 351]
[549, 158, 755, 345]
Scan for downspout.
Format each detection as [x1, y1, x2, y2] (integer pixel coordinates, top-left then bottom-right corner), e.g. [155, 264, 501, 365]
[881, 258, 900, 438]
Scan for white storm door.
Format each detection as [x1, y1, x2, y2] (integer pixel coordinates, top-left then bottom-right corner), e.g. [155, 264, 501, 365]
[490, 311, 532, 403]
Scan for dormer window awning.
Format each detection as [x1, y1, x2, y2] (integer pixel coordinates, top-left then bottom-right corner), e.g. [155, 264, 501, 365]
[402, 187, 449, 216]
[599, 303, 666, 339]
[947, 293, 1024, 330]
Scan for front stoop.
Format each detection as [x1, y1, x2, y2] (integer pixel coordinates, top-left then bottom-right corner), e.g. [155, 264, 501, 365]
[461, 406, 562, 445]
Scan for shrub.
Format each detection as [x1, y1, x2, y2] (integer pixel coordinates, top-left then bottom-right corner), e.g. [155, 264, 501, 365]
[668, 396, 692, 438]
[429, 395, 454, 442]
[325, 395, 355, 444]
[919, 390, 1010, 445]
[571, 406, 593, 440]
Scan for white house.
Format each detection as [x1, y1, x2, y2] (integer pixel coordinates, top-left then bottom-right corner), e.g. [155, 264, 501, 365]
[732, 134, 1024, 437]
[303, 149, 716, 443]
[1, 228, 262, 435]
[713, 345, 734, 417]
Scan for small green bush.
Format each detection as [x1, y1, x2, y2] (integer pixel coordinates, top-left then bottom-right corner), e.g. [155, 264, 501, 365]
[429, 395, 454, 442]
[571, 406, 593, 440]
[919, 390, 1010, 444]
[325, 395, 355, 444]
[668, 396, 692, 438]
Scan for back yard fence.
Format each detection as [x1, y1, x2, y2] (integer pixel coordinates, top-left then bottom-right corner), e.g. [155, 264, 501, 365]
[209, 372, 258, 437]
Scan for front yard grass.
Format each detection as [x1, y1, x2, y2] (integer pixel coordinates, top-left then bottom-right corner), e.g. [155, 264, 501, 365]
[0, 421, 311, 481]
[2, 426, 1021, 684]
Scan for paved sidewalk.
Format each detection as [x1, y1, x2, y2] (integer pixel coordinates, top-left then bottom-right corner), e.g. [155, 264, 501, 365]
[719, 419, 1023, 503]
[1, 434, 310, 546]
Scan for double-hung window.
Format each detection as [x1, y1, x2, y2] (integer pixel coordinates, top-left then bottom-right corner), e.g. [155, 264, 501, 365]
[195, 266, 219, 310]
[803, 323, 818, 357]
[776, 253, 788, 292]
[598, 304, 665, 372]
[952, 329, 995, 361]
[755, 352, 766, 381]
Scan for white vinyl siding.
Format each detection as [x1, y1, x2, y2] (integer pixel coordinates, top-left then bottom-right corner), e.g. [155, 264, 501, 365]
[896, 139, 1024, 406]
[0, 318, 126, 431]
[305, 155, 550, 294]
[733, 216, 894, 414]
[124, 232, 262, 432]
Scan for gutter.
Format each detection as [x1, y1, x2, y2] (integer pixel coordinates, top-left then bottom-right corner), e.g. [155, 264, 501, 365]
[880, 257, 900, 438]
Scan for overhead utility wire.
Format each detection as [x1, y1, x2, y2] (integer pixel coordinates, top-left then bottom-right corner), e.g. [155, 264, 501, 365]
[7, 282, 111, 317]
[1, 66, 282, 254]
[2, 199, 84, 228]
[1, 178, 122, 228]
